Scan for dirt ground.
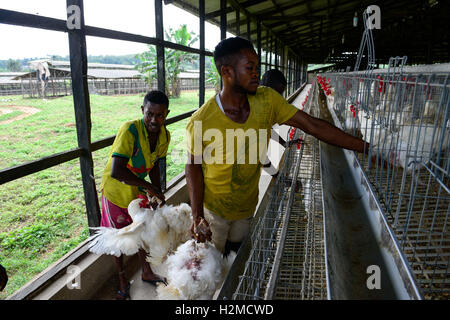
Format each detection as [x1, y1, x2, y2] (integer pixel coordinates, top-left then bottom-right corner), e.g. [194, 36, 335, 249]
[0, 105, 41, 125]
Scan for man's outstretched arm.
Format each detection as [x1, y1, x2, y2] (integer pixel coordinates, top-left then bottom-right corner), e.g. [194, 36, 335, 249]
[283, 110, 369, 154]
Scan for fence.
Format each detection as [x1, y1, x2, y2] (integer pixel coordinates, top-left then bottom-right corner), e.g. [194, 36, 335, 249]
[0, 78, 72, 97]
[0, 77, 216, 97]
[323, 61, 449, 299]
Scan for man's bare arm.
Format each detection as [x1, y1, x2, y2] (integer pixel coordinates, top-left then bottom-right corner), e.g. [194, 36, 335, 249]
[111, 156, 165, 201]
[283, 110, 369, 154]
[185, 153, 211, 242]
[185, 153, 204, 219]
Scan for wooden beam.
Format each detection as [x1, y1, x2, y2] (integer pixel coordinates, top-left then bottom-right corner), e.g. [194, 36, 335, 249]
[220, 0, 227, 40]
[0, 9, 214, 57]
[257, 19, 261, 76]
[155, 0, 165, 93]
[199, 0, 205, 107]
[205, 0, 266, 19]
[66, 0, 100, 229]
[227, 0, 300, 60]
[0, 8, 66, 31]
[156, 0, 166, 192]
[0, 148, 83, 185]
[236, 8, 240, 36]
[1, 106, 198, 186]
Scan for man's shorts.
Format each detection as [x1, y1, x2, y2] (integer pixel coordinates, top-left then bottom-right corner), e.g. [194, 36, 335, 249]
[100, 194, 133, 229]
[203, 207, 252, 254]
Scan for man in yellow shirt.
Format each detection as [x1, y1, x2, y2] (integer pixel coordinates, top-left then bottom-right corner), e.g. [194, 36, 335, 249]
[100, 90, 170, 299]
[185, 37, 369, 256]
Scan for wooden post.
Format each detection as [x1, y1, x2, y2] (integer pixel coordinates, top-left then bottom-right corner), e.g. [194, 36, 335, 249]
[257, 20, 261, 77]
[155, 0, 165, 94]
[236, 9, 240, 36]
[66, 0, 100, 230]
[29, 73, 33, 98]
[64, 77, 68, 96]
[199, 0, 205, 107]
[21, 78, 24, 98]
[155, 0, 166, 191]
[51, 77, 56, 97]
[269, 34, 272, 69]
[220, 0, 227, 40]
[247, 15, 251, 41]
[275, 39, 278, 69]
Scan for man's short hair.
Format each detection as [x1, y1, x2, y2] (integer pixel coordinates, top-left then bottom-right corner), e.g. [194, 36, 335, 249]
[143, 90, 169, 109]
[213, 37, 255, 75]
[261, 69, 287, 88]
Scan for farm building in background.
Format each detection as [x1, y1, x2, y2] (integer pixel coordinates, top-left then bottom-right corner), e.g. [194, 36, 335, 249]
[0, 59, 209, 97]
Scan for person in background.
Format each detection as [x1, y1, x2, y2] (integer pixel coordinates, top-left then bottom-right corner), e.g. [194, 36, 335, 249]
[260, 68, 301, 176]
[100, 90, 170, 300]
[260, 68, 287, 96]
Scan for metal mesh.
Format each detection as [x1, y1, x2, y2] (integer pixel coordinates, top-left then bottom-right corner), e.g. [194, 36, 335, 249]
[324, 63, 450, 299]
[271, 136, 326, 300]
[232, 84, 327, 300]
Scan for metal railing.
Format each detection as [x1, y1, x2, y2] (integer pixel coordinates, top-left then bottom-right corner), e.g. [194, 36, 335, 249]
[233, 81, 327, 300]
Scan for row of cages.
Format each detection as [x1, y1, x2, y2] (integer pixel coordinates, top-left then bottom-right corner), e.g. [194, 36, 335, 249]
[320, 66, 449, 299]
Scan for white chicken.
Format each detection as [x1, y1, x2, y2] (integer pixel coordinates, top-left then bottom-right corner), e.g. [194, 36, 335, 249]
[88, 198, 151, 257]
[156, 239, 236, 300]
[89, 196, 237, 300]
[89, 196, 192, 263]
[354, 109, 449, 173]
[142, 203, 193, 265]
[385, 124, 449, 172]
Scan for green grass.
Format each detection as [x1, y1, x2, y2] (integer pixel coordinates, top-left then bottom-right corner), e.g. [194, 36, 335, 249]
[0, 90, 215, 299]
[0, 110, 22, 122]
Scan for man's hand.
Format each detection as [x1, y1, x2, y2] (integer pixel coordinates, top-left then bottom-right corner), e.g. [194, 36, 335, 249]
[144, 186, 166, 208]
[368, 144, 396, 169]
[190, 216, 212, 243]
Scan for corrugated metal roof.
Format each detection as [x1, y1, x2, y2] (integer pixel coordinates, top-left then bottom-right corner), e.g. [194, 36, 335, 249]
[53, 67, 142, 79]
[50, 60, 136, 70]
[0, 72, 27, 83]
[11, 68, 202, 80]
[11, 67, 142, 80]
[169, 0, 450, 65]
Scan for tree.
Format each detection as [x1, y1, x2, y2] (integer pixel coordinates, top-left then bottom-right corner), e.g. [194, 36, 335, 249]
[206, 57, 221, 93]
[6, 59, 22, 72]
[135, 25, 198, 98]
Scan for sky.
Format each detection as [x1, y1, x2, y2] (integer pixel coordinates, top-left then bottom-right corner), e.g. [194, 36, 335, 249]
[0, 0, 231, 60]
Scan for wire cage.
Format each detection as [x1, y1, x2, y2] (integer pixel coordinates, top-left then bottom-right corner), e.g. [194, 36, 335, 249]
[324, 61, 450, 299]
[232, 83, 327, 300]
